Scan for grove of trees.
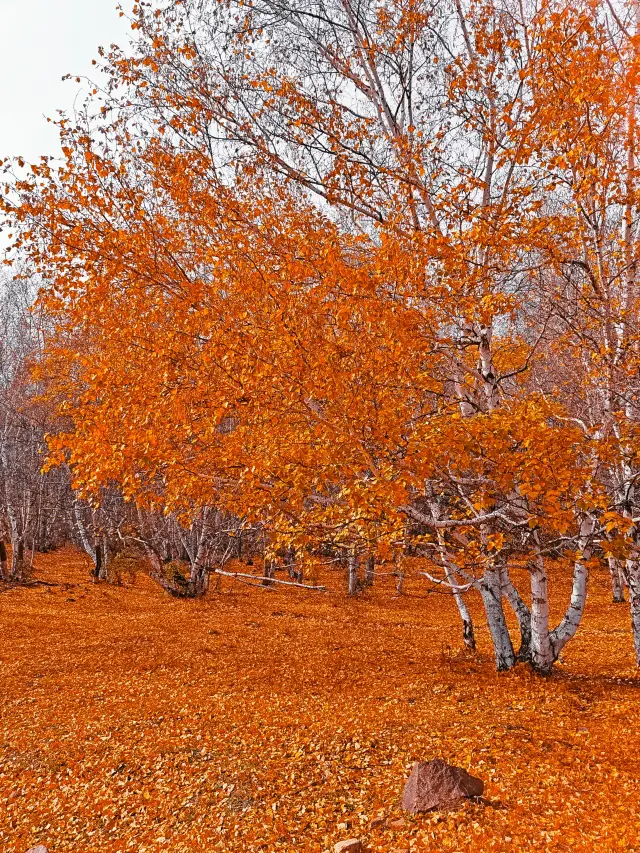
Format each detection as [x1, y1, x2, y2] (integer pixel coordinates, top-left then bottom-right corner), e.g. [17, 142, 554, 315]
[3, 0, 640, 675]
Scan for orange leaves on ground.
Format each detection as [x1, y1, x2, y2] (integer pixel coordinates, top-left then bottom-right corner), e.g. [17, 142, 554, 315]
[2, 549, 640, 852]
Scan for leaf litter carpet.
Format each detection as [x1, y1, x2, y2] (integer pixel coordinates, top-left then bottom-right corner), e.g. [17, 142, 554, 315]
[1, 550, 639, 852]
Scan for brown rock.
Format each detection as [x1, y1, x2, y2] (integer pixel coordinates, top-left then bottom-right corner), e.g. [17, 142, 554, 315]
[401, 759, 484, 813]
[26, 847, 49, 853]
[388, 817, 406, 829]
[369, 816, 386, 829]
[333, 840, 363, 853]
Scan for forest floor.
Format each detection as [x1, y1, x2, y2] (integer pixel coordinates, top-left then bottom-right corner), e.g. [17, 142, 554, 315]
[1, 549, 640, 853]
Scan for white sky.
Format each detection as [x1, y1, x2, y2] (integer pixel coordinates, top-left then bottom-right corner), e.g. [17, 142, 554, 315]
[0, 0, 131, 163]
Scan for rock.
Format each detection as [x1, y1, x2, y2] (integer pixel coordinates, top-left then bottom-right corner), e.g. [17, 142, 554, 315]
[388, 817, 406, 829]
[26, 847, 49, 853]
[333, 840, 363, 853]
[401, 759, 484, 813]
[369, 815, 386, 829]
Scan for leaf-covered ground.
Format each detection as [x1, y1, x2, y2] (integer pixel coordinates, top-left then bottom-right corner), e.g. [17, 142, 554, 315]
[1, 550, 639, 852]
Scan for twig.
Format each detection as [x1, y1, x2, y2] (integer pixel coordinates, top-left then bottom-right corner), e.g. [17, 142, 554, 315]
[212, 568, 326, 591]
[418, 570, 475, 592]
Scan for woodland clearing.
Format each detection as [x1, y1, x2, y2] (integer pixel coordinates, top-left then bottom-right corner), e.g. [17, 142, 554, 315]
[1, 549, 639, 853]
[3, 0, 640, 849]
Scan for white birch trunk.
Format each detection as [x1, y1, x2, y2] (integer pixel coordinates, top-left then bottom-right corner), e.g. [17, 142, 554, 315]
[480, 567, 516, 671]
[477, 326, 499, 412]
[11, 538, 24, 581]
[189, 556, 209, 596]
[188, 509, 211, 597]
[189, 537, 209, 596]
[549, 515, 594, 659]
[608, 555, 626, 603]
[627, 559, 640, 665]
[73, 502, 97, 567]
[435, 529, 476, 650]
[348, 551, 359, 596]
[101, 535, 109, 581]
[499, 563, 531, 662]
[0, 419, 25, 581]
[394, 552, 404, 595]
[529, 552, 554, 675]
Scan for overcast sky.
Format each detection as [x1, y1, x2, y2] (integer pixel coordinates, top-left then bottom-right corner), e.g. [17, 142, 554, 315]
[0, 0, 131, 163]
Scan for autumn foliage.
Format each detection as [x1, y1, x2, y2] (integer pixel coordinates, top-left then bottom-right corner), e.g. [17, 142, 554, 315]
[4, 0, 640, 675]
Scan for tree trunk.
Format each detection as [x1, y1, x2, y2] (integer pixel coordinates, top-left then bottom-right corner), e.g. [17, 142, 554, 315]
[608, 555, 626, 603]
[529, 556, 554, 675]
[549, 514, 594, 660]
[11, 538, 25, 581]
[73, 502, 98, 577]
[430, 501, 476, 650]
[364, 555, 375, 587]
[447, 560, 475, 651]
[348, 551, 359, 596]
[142, 539, 188, 597]
[94, 543, 103, 581]
[101, 536, 109, 581]
[499, 563, 531, 662]
[436, 532, 475, 650]
[0, 541, 7, 580]
[262, 558, 274, 587]
[626, 559, 640, 665]
[5, 502, 24, 581]
[480, 567, 516, 671]
[0, 418, 25, 582]
[285, 546, 301, 582]
[188, 559, 209, 596]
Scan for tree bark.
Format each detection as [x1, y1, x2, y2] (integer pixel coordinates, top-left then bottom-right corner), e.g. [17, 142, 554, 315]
[73, 502, 98, 579]
[435, 530, 475, 650]
[480, 567, 516, 671]
[626, 559, 640, 664]
[549, 515, 594, 660]
[529, 553, 554, 675]
[0, 415, 26, 582]
[187, 514, 210, 597]
[188, 558, 209, 596]
[348, 551, 359, 595]
[94, 543, 103, 581]
[101, 536, 109, 581]
[608, 555, 626, 603]
[500, 563, 532, 662]
[262, 558, 274, 587]
[5, 506, 24, 581]
[364, 554, 375, 586]
[285, 546, 301, 582]
[0, 541, 7, 580]
[11, 538, 25, 581]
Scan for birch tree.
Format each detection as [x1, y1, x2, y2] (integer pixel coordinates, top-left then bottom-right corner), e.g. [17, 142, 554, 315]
[4, 0, 636, 670]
